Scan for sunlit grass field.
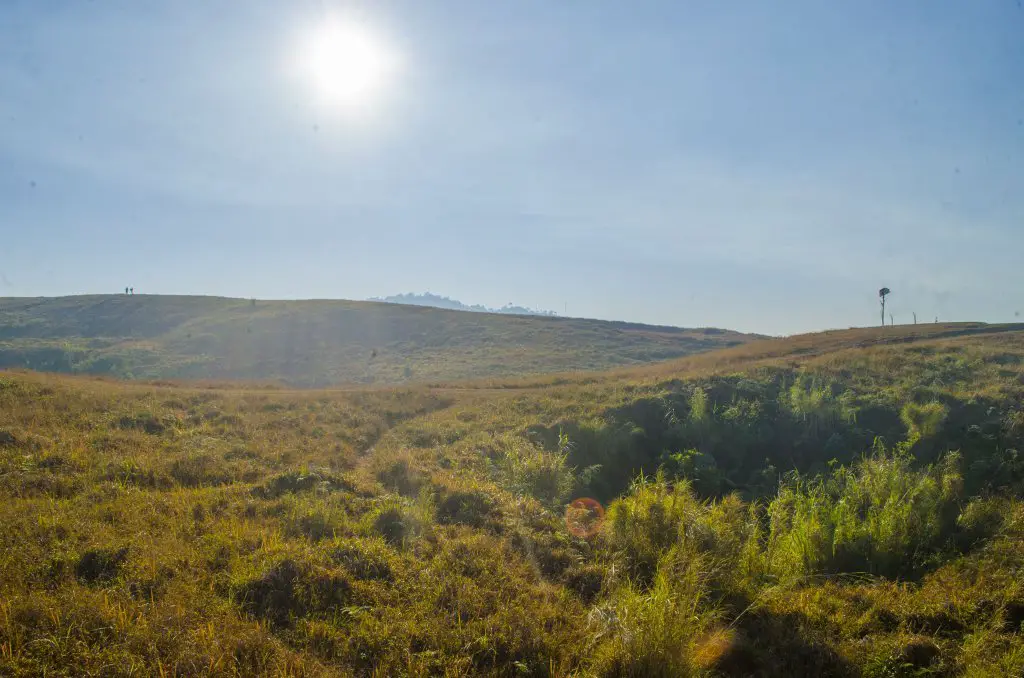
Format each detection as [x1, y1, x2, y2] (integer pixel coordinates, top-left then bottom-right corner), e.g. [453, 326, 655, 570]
[0, 295, 759, 386]
[3, 323, 1024, 675]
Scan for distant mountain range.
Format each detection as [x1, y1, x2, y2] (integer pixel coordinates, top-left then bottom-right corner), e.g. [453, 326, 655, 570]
[370, 293, 558, 316]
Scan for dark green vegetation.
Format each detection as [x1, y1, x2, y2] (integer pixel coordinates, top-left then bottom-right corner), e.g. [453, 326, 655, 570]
[4, 324, 1024, 675]
[0, 295, 758, 385]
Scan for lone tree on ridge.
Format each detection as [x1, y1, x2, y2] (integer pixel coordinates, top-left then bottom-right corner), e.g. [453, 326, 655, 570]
[879, 287, 891, 327]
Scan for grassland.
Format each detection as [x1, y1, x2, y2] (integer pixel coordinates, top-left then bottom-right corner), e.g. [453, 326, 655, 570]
[3, 323, 1024, 675]
[0, 295, 759, 385]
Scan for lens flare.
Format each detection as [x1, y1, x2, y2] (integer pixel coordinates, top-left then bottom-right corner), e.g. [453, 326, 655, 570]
[565, 497, 604, 538]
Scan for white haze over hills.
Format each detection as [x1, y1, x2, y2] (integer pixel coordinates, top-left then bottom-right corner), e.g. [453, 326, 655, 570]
[370, 293, 557, 317]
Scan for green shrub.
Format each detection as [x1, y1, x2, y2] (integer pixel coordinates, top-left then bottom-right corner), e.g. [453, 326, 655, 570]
[546, 417, 649, 502]
[661, 448, 724, 496]
[605, 474, 697, 583]
[765, 451, 962, 580]
[785, 378, 856, 440]
[605, 474, 760, 587]
[901, 401, 948, 444]
[956, 496, 1013, 547]
[498, 435, 574, 505]
[689, 387, 709, 426]
[591, 547, 718, 677]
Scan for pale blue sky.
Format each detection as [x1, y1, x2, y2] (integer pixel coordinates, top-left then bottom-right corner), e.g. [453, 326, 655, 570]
[1, 1, 1022, 335]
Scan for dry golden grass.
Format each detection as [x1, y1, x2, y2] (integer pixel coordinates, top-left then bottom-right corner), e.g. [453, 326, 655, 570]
[2, 324, 1024, 675]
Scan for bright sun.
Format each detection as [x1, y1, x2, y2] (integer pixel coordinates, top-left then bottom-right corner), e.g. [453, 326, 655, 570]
[297, 16, 399, 114]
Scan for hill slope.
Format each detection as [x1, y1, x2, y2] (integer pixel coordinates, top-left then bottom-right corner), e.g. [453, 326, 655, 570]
[4, 325, 1024, 674]
[0, 295, 760, 385]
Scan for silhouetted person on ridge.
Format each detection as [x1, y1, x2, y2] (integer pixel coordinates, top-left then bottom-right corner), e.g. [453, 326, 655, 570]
[130, 287, 134, 295]
[125, 287, 129, 295]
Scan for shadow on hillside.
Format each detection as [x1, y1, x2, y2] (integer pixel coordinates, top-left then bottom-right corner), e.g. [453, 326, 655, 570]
[529, 360, 1024, 505]
[708, 599, 856, 677]
[527, 371, 907, 502]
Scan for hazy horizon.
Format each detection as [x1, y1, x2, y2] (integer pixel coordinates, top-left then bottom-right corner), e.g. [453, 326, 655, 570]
[3, 1, 1022, 336]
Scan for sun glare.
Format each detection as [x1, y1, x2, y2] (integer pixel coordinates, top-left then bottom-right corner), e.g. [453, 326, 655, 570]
[297, 16, 399, 114]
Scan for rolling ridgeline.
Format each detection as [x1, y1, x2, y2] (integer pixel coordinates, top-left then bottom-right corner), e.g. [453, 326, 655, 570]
[0, 295, 758, 385]
[3, 306, 1024, 674]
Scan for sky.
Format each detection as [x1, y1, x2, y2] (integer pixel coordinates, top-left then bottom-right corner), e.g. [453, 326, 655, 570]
[1, 0, 1022, 335]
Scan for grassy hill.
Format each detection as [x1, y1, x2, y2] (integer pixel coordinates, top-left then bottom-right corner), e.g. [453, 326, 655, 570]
[4, 323, 1024, 675]
[0, 295, 759, 385]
